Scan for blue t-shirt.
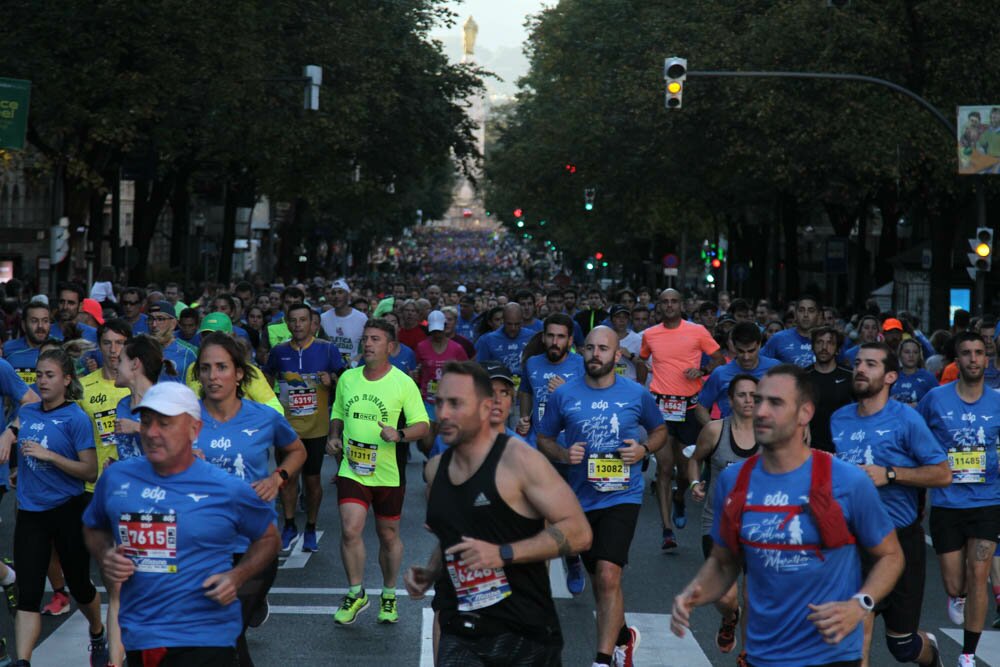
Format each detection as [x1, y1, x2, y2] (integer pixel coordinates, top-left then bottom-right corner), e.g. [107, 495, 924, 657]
[16, 402, 94, 511]
[917, 383, 1000, 508]
[761, 329, 815, 367]
[537, 376, 662, 511]
[698, 356, 780, 417]
[520, 352, 585, 445]
[455, 315, 478, 341]
[50, 320, 98, 344]
[195, 399, 298, 551]
[390, 343, 417, 374]
[428, 427, 518, 458]
[474, 328, 535, 382]
[890, 369, 937, 404]
[0, 358, 30, 423]
[82, 457, 275, 650]
[841, 345, 861, 369]
[128, 314, 149, 335]
[522, 318, 543, 333]
[112, 395, 144, 461]
[831, 400, 945, 527]
[710, 455, 894, 667]
[2, 338, 41, 388]
[162, 339, 198, 384]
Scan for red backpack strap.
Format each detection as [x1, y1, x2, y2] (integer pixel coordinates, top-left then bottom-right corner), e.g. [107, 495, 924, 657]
[808, 451, 856, 549]
[720, 454, 760, 556]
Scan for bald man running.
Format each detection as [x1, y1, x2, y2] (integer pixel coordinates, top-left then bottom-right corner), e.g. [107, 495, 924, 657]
[640, 289, 724, 550]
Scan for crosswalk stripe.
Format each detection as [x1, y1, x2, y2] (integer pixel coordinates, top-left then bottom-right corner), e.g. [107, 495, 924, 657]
[33, 607, 107, 665]
[420, 607, 435, 667]
[595, 611, 713, 667]
[548, 556, 572, 599]
[278, 530, 324, 569]
[940, 628, 1000, 666]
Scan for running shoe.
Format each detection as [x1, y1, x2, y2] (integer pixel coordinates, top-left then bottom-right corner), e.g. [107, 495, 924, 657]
[334, 592, 369, 625]
[1, 558, 17, 617]
[736, 650, 749, 667]
[925, 632, 943, 667]
[661, 528, 678, 551]
[612, 626, 640, 667]
[716, 606, 740, 654]
[88, 632, 109, 667]
[958, 654, 975, 667]
[672, 490, 687, 529]
[302, 529, 319, 552]
[248, 596, 270, 628]
[565, 556, 586, 596]
[41, 590, 70, 616]
[280, 525, 299, 552]
[377, 594, 398, 624]
[947, 595, 966, 625]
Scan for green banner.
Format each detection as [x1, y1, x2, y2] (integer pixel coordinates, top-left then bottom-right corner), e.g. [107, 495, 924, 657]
[0, 78, 31, 150]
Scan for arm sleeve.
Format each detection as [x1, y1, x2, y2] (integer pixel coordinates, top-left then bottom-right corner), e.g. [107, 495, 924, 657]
[402, 375, 430, 426]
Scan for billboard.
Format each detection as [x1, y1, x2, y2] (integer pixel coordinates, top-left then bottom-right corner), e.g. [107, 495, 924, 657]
[958, 105, 1000, 174]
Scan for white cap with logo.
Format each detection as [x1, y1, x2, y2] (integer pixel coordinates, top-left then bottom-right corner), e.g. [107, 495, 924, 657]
[331, 278, 351, 292]
[427, 310, 446, 332]
[136, 383, 202, 420]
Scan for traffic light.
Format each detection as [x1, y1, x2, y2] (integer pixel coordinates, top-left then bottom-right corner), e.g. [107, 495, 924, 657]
[513, 208, 523, 218]
[584, 188, 596, 211]
[664, 57, 687, 109]
[565, 163, 577, 174]
[968, 227, 994, 273]
[595, 251, 604, 260]
[586, 260, 595, 271]
[516, 220, 524, 228]
[711, 258, 722, 269]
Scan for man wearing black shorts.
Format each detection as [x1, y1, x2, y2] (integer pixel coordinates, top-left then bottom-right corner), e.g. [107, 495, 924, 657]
[832, 344, 950, 666]
[917, 332, 1000, 667]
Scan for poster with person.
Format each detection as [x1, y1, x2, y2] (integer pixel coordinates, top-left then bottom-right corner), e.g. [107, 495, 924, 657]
[958, 105, 1000, 174]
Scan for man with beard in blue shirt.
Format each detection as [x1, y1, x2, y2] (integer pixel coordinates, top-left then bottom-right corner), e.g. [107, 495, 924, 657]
[694, 322, 779, 423]
[537, 326, 666, 667]
[761, 296, 821, 367]
[918, 332, 1000, 667]
[672, 365, 902, 667]
[83, 383, 279, 667]
[832, 343, 950, 667]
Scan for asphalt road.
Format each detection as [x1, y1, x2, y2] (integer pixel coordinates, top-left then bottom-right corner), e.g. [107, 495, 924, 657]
[5, 449, 1000, 666]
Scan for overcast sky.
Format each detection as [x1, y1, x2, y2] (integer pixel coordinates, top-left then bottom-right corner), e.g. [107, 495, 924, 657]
[430, 0, 550, 99]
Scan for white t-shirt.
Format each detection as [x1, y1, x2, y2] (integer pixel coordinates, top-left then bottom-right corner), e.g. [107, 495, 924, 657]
[320, 308, 368, 366]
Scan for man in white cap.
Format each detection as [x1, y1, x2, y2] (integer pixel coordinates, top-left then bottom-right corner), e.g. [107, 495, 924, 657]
[82, 383, 280, 666]
[414, 311, 468, 452]
[320, 279, 368, 367]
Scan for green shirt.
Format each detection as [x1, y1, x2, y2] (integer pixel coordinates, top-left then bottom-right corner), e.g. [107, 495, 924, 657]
[331, 365, 428, 487]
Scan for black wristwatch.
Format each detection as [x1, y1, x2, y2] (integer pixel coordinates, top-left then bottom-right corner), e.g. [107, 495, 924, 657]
[397, 428, 406, 443]
[885, 466, 896, 484]
[276, 468, 290, 483]
[499, 543, 514, 566]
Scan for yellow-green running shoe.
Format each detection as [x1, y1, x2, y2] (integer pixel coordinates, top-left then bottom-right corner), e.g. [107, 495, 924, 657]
[333, 592, 369, 625]
[377, 595, 398, 624]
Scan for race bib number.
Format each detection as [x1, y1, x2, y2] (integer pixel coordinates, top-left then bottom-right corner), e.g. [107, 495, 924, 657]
[95, 408, 117, 443]
[347, 439, 378, 476]
[289, 388, 318, 417]
[117, 512, 178, 573]
[615, 362, 627, 376]
[512, 375, 521, 392]
[948, 447, 986, 484]
[428, 379, 439, 397]
[537, 401, 546, 420]
[445, 553, 512, 611]
[588, 452, 629, 492]
[15, 368, 35, 386]
[658, 395, 689, 422]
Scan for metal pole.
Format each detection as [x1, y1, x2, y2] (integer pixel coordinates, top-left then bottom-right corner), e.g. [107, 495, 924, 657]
[976, 177, 988, 315]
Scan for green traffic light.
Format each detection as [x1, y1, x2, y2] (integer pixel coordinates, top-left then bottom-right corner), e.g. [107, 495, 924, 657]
[585, 203, 594, 211]
[516, 220, 524, 228]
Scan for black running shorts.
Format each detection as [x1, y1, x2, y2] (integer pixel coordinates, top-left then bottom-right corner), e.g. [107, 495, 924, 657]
[580, 503, 641, 572]
[929, 504, 1000, 554]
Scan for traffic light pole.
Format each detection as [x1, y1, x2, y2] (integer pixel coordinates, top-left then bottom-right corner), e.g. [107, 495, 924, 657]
[687, 69, 991, 316]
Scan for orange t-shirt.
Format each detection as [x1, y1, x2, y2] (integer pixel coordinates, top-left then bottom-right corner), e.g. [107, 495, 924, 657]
[640, 319, 720, 396]
[939, 361, 958, 385]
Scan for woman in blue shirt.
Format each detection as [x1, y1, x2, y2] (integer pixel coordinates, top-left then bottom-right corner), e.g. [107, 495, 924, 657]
[196, 332, 305, 667]
[11, 348, 109, 664]
[113, 335, 170, 462]
[891, 339, 938, 406]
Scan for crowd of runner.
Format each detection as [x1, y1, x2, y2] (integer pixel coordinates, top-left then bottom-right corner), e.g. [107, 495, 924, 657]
[0, 226, 998, 667]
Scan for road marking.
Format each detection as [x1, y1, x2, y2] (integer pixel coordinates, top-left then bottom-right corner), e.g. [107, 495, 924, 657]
[593, 611, 712, 666]
[279, 530, 325, 569]
[34, 607, 107, 664]
[420, 607, 435, 667]
[925, 533, 933, 546]
[940, 628, 1000, 666]
[270, 587, 434, 597]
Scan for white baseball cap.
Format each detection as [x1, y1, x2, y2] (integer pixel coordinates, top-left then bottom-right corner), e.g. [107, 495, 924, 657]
[331, 278, 350, 292]
[427, 310, 446, 332]
[456, 285, 467, 294]
[136, 383, 202, 420]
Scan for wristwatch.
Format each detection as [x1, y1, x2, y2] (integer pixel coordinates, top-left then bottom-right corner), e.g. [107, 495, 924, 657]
[397, 428, 406, 443]
[499, 543, 515, 566]
[276, 468, 290, 484]
[885, 466, 896, 484]
[852, 592, 875, 612]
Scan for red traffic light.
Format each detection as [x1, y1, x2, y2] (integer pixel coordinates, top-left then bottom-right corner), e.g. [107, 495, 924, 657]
[513, 208, 523, 218]
[565, 163, 577, 174]
[711, 258, 722, 269]
[595, 252, 604, 260]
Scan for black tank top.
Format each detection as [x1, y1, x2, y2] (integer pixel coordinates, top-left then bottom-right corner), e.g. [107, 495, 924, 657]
[427, 434, 560, 641]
